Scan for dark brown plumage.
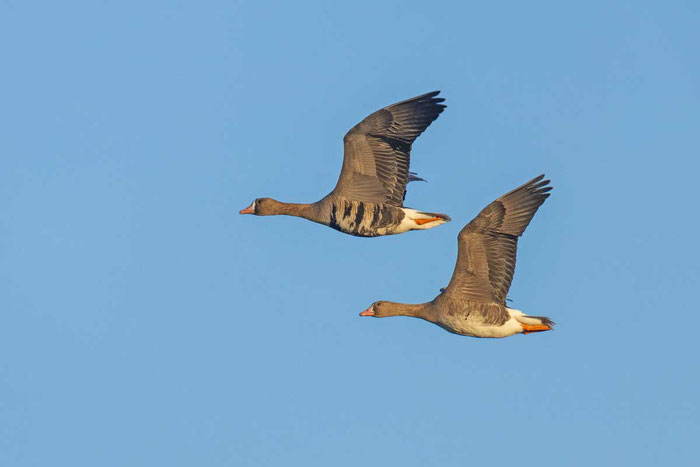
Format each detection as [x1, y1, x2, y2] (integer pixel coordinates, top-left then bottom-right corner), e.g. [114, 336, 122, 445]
[240, 92, 450, 237]
[443, 174, 552, 305]
[334, 91, 446, 205]
[360, 175, 555, 338]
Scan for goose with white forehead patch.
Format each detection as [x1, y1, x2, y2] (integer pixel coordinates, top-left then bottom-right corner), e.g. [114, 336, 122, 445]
[360, 175, 554, 338]
[240, 92, 450, 237]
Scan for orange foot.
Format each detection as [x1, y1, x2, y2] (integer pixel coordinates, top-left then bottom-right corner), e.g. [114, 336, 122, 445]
[521, 323, 552, 335]
[415, 217, 443, 225]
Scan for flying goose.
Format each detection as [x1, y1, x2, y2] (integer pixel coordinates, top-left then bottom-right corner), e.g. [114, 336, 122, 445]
[360, 175, 554, 338]
[240, 92, 451, 237]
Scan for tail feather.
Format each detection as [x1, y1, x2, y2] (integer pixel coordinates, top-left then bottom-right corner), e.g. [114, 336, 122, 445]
[415, 210, 451, 222]
[399, 208, 451, 232]
[533, 316, 555, 328]
[515, 315, 554, 326]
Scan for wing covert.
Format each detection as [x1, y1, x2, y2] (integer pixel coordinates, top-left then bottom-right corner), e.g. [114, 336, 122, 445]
[443, 175, 552, 304]
[333, 91, 446, 205]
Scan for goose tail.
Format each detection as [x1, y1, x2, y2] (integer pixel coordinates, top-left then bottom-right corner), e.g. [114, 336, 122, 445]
[401, 208, 451, 230]
[514, 314, 555, 334]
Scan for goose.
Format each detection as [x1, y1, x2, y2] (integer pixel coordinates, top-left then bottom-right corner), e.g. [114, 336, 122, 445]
[240, 92, 451, 237]
[360, 175, 554, 338]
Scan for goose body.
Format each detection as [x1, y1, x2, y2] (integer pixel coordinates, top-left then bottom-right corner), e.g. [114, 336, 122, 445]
[240, 92, 450, 237]
[360, 175, 555, 338]
[317, 197, 450, 237]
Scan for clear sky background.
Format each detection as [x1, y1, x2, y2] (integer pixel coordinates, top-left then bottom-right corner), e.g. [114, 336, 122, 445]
[1, 1, 699, 465]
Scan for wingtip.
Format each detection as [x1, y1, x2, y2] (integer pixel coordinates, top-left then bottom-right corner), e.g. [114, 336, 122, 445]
[422, 90, 445, 105]
[534, 180, 552, 193]
[528, 174, 553, 193]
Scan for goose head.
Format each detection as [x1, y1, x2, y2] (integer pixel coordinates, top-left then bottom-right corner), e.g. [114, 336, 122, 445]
[239, 198, 283, 216]
[360, 301, 418, 318]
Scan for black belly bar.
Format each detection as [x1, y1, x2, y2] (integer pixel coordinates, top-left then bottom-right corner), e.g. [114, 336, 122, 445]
[327, 200, 403, 237]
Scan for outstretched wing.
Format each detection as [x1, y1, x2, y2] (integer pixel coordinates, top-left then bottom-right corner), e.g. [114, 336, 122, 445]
[332, 91, 446, 206]
[443, 175, 552, 305]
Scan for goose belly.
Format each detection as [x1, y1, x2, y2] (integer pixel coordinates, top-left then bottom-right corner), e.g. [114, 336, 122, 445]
[326, 200, 404, 237]
[436, 315, 523, 338]
[433, 300, 522, 338]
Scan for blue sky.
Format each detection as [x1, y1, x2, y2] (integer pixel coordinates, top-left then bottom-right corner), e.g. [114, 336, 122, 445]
[1, 1, 699, 465]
